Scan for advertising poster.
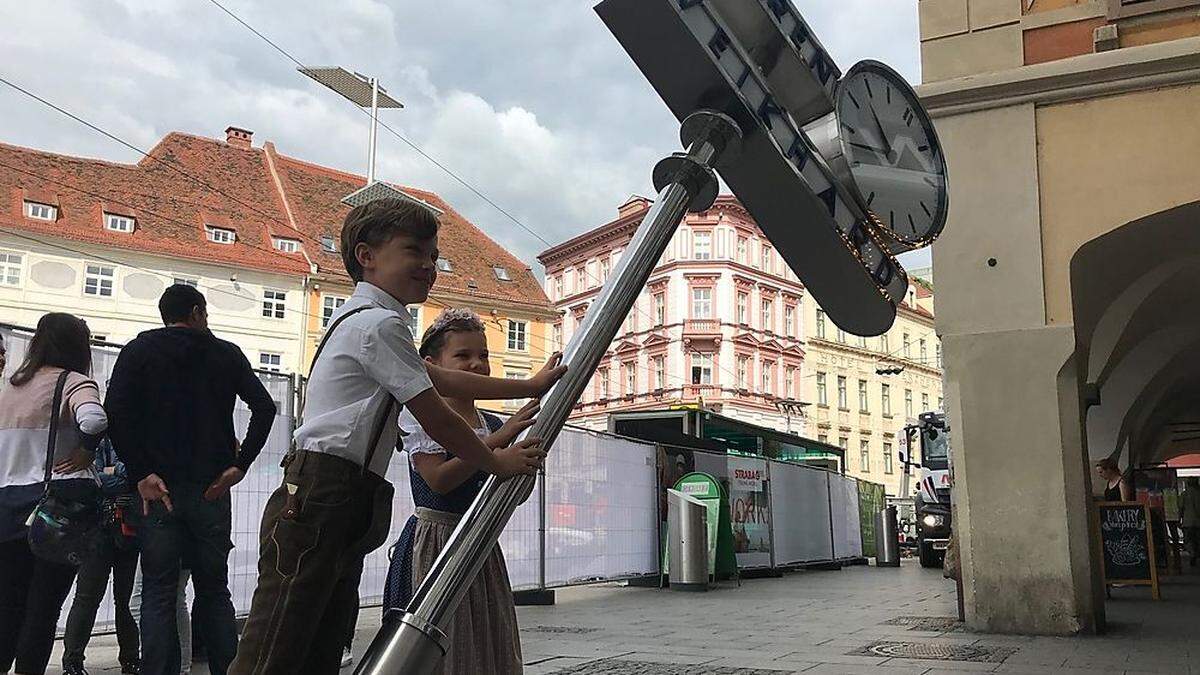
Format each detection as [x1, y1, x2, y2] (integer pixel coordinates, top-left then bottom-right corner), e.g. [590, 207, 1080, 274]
[728, 456, 772, 568]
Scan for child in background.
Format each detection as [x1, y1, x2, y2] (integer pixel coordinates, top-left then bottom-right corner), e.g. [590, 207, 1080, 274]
[383, 309, 538, 674]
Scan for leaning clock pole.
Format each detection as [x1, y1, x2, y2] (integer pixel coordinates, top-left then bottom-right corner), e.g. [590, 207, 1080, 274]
[354, 0, 946, 672]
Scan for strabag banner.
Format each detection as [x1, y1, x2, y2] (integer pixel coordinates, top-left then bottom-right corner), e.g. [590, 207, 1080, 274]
[728, 456, 772, 568]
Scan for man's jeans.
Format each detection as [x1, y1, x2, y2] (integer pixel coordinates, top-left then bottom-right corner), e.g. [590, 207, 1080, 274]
[140, 482, 238, 675]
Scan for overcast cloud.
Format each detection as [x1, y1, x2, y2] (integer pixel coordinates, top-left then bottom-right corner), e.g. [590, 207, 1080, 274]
[0, 0, 928, 271]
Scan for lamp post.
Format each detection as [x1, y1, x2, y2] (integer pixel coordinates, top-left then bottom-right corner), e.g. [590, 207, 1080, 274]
[298, 66, 403, 183]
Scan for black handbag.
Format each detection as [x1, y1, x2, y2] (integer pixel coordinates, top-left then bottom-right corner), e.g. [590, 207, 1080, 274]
[26, 370, 102, 566]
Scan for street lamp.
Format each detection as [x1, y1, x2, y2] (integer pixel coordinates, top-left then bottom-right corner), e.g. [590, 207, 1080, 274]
[298, 66, 403, 184]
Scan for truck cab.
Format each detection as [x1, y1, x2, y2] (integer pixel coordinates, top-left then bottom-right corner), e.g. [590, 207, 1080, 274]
[904, 412, 952, 568]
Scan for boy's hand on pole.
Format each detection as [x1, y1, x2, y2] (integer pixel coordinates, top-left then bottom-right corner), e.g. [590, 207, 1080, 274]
[494, 438, 546, 478]
[528, 352, 567, 396]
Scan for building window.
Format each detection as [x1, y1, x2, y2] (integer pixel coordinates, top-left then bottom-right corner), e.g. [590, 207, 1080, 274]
[920, 339, 927, 362]
[654, 356, 666, 389]
[105, 213, 135, 233]
[493, 265, 511, 282]
[922, 392, 930, 411]
[884, 442, 894, 474]
[623, 362, 636, 395]
[272, 237, 300, 253]
[259, 352, 283, 373]
[598, 368, 610, 399]
[505, 371, 528, 409]
[554, 275, 563, 299]
[905, 388, 914, 419]
[653, 292, 666, 326]
[903, 332, 911, 358]
[736, 237, 747, 263]
[407, 307, 421, 338]
[205, 225, 236, 244]
[882, 384, 892, 416]
[860, 440, 870, 473]
[320, 234, 338, 253]
[761, 299, 773, 332]
[262, 289, 286, 319]
[936, 343, 943, 368]
[507, 320, 528, 351]
[784, 366, 795, 399]
[0, 251, 23, 287]
[83, 264, 114, 297]
[25, 201, 56, 221]
[816, 372, 827, 405]
[691, 353, 713, 385]
[939, 396, 944, 410]
[881, 334, 890, 354]
[818, 434, 828, 443]
[858, 379, 868, 412]
[736, 292, 748, 325]
[551, 323, 562, 350]
[857, 335, 867, 348]
[691, 287, 712, 319]
[321, 295, 347, 329]
[693, 231, 712, 260]
[784, 305, 796, 337]
[737, 355, 749, 388]
[173, 276, 198, 288]
[815, 309, 826, 339]
[836, 328, 846, 344]
[761, 361, 773, 394]
[839, 437, 849, 451]
[837, 376, 848, 410]
[600, 257, 611, 282]
[761, 244, 773, 272]
[575, 265, 586, 292]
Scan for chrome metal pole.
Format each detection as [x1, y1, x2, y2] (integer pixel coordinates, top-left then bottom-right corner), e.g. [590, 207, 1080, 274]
[367, 77, 379, 183]
[354, 110, 740, 675]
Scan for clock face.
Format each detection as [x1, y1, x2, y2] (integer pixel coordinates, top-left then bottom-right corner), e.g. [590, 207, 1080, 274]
[836, 61, 948, 245]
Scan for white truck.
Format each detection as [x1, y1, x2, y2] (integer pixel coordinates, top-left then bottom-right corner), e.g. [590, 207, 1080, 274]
[900, 412, 952, 568]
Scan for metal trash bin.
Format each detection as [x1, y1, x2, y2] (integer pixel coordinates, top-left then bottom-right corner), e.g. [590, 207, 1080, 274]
[875, 506, 901, 567]
[667, 489, 709, 591]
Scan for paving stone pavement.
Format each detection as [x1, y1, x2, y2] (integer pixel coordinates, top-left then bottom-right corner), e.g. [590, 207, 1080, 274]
[52, 559, 1200, 674]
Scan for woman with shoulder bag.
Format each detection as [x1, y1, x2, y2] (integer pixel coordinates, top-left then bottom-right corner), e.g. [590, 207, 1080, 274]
[0, 313, 106, 675]
[61, 436, 142, 675]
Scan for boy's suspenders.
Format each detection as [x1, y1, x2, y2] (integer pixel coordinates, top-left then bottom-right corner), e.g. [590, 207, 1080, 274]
[290, 305, 397, 477]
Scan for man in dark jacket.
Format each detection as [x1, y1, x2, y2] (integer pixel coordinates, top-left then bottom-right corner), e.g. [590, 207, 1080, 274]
[107, 284, 276, 675]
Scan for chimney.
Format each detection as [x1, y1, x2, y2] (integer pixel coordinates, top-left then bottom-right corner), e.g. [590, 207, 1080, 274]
[225, 126, 253, 149]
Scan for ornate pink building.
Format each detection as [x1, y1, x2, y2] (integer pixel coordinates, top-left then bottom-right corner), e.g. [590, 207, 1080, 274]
[538, 196, 808, 432]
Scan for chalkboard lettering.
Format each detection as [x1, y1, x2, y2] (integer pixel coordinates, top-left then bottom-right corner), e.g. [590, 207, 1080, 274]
[1096, 502, 1158, 597]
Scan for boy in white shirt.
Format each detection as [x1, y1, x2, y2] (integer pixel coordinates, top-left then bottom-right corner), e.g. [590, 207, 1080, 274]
[231, 198, 564, 674]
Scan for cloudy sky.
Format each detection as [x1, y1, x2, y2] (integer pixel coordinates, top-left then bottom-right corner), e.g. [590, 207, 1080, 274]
[0, 0, 928, 272]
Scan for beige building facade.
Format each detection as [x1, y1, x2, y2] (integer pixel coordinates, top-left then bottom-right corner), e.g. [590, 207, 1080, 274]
[918, 0, 1200, 635]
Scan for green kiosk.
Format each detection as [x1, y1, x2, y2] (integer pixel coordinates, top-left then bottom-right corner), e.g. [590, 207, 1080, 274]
[665, 472, 738, 585]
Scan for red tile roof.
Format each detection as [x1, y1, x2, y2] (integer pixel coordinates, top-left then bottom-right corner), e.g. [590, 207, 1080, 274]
[0, 130, 552, 312]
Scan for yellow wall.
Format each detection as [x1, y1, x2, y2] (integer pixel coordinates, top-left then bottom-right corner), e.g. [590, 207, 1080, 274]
[1036, 83, 1200, 325]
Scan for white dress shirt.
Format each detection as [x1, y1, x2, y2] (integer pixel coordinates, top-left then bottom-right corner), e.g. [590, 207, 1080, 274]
[294, 282, 433, 477]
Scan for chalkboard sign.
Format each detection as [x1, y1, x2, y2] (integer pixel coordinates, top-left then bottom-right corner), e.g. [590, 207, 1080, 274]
[1095, 501, 1160, 600]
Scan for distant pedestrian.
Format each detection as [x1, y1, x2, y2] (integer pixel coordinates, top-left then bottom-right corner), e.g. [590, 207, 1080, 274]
[383, 309, 541, 674]
[0, 333, 8, 378]
[106, 284, 276, 675]
[0, 313, 105, 674]
[61, 437, 141, 675]
[1096, 457, 1131, 501]
[1182, 477, 1200, 568]
[232, 198, 561, 674]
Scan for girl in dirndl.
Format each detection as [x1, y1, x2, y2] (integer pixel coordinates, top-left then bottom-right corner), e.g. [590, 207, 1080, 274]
[383, 308, 541, 674]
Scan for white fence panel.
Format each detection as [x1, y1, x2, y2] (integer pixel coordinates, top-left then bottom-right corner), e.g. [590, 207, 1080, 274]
[769, 462, 834, 565]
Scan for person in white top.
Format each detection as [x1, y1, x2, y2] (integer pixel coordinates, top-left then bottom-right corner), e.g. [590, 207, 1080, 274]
[0, 313, 106, 675]
[232, 198, 565, 675]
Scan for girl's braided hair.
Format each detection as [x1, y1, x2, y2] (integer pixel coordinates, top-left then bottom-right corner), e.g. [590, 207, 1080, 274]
[419, 308, 487, 358]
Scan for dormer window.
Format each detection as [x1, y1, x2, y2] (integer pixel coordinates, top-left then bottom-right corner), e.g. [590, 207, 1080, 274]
[320, 234, 337, 253]
[105, 213, 135, 233]
[205, 225, 235, 244]
[492, 265, 511, 281]
[25, 201, 56, 221]
[272, 237, 300, 254]
[437, 257, 453, 273]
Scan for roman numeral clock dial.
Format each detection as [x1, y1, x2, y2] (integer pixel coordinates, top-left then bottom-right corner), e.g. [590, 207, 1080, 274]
[835, 61, 948, 247]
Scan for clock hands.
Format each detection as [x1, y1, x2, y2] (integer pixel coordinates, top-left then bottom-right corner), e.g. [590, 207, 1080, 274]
[867, 103, 894, 162]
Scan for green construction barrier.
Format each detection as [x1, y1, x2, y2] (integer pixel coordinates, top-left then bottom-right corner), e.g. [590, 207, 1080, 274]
[665, 472, 738, 581]
[858, 480, 887, 558]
